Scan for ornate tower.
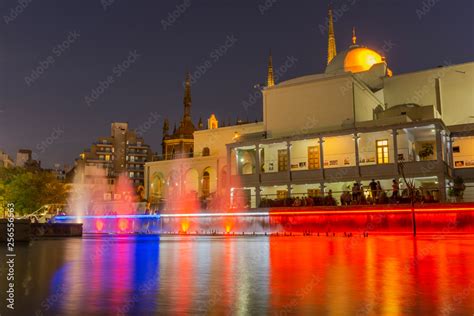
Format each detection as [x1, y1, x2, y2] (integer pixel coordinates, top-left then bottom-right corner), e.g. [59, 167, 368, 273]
[267, 50, 275, 87]
[162, 72, 196, 160]
[327, 7, 337, 64]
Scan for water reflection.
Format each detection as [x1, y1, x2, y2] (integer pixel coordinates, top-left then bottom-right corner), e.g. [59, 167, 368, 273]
[0, 235, 473, 315]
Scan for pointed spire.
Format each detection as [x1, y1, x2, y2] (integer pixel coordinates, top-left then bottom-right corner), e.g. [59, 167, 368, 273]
[183, 71, 192, 119]
[198, 117, 203, 129]
[173, 123, 177, 134]
[163, 118, 169, 135]
[327, 6, 337, 65]
[352, 26, 357, 45]
[267, 50, 275, 87]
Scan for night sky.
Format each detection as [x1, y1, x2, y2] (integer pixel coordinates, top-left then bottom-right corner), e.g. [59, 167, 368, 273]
[0, 0, 472, 168]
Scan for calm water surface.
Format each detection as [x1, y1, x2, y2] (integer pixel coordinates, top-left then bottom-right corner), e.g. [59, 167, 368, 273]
[1, 235, 473, 315]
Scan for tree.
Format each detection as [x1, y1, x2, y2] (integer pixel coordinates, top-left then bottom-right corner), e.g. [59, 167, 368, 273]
[418, 143, 434, 160]
[0, 167, 68, 216]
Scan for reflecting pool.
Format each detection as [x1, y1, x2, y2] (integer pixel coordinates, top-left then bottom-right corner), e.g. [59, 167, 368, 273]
[1, 235, 473, 315]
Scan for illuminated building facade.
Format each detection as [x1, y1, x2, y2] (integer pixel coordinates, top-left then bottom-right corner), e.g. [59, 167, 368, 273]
[76, 122, 153, 199]
[145, 9, 474, 208]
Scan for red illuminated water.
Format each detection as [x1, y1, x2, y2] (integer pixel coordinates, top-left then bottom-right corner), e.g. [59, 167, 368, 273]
[2, 235, 473, 315]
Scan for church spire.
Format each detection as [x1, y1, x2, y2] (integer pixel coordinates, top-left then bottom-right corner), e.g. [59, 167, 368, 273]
[163, 118, 169, 135]
[198, 117, 203, 129]
[327, 6, 337, 64]
[267, 50, 275, 87]
[183, 71, 192, 120]
[352, 26, 357, 45]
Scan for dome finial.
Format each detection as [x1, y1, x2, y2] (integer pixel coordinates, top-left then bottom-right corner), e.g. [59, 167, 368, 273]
[352, 26, 357, 45]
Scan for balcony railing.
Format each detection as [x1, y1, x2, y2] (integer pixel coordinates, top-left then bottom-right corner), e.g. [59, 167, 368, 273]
[152, 151, 213, 161]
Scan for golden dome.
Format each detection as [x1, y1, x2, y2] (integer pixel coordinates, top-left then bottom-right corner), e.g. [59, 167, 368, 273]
[325, 45, 386, 75]
[343, 47, 383, 73]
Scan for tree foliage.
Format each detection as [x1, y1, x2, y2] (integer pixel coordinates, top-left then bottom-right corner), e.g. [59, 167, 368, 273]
[0, 167, 67, 215]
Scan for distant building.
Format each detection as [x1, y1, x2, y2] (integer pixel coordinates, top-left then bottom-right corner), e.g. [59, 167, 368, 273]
[16, 149, 32, 167]
[0, 150, 14, 168]
[52, 163, 68, 181]
[15, 149, 41, 169]
[75, 122, 153, 198]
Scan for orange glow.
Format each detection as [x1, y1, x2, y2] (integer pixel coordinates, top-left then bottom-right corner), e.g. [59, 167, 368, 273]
[181, 221, 189, 233]
[224, 217, 235, 234]
[271, 209, 411, 215]
[95, 220, 104, 232]
[344, 47, 383, 73]
[270, 206, 474, 216]
[118, 218, 128, 232]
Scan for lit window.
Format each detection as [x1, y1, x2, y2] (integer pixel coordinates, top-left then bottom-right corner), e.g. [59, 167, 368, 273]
[376, 140, 389, 164]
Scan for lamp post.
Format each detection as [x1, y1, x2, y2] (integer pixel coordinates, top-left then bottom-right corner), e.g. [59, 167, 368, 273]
[398, 160, 416, 236]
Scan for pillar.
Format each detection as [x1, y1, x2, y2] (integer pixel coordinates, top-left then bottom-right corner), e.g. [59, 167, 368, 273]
[442, 131, 448, 164]
[256, 144, 261, 179]
[319, 137, 325, 179]
[354, 133, 360, 178]
[392, 128, 399, 174]
[435, 127, 447, 202]
[446, 135, 454, 169]
[435, 127, 443, 162]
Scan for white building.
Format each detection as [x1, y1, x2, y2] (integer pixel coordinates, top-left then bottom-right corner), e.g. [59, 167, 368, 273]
[145, 10, 474, 208]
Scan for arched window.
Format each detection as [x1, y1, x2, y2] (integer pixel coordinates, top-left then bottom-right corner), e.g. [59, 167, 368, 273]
[202, 147, 210, 156]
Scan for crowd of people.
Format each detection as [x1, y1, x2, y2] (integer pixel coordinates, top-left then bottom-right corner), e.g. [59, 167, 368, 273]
[259, 179, 439, 208]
